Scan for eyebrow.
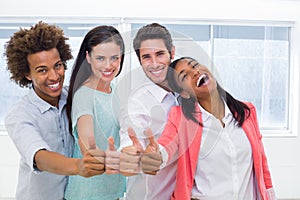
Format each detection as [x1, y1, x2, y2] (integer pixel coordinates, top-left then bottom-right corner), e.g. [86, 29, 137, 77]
[141, 54, 150, 59]
[177, 59, 196, 80]
[34, 60, 62, 71]
[156, 50, 166, 54]
[187, 59, 194, 65]
[177, 69, 185, 80]
[34, 65, 47, 71]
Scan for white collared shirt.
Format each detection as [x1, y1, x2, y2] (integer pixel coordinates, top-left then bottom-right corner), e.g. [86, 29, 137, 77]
[191, 102, 257, 200]
[119, 80, 179, 200]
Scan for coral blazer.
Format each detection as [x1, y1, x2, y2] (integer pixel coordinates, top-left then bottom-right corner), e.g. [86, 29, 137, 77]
[158, 102, 273, 200]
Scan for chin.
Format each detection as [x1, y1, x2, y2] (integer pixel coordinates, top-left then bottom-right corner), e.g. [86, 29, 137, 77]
[149, 76, 162, 83]
[49, 87, 63, 96]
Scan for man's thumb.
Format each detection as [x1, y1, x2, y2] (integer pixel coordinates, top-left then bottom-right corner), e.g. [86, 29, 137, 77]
[108, 136, 115, 151]
[127, 127, 142, 151]
[145, 128, 158, 151]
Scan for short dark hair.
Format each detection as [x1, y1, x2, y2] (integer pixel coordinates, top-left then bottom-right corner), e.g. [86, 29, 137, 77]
[133, 23, 173, 63]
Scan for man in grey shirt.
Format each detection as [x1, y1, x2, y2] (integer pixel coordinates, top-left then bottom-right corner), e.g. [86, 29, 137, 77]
[4, 21, 105, 200]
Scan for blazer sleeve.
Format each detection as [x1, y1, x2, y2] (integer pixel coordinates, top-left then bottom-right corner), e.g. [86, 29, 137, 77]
[248, 103, 274, 190]
[157, 106, 181, 163]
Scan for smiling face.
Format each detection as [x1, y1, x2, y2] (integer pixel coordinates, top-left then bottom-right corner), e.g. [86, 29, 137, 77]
[139, 39, 174, 88]
[173, 58, 217, 100]
[86, 41, 121, 86]
[26, 48, 65, 107]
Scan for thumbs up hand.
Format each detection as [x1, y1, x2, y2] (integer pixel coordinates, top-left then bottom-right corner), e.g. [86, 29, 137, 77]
[77, 135, 105, 177]
[141, 128, 162, 175]
[105, 137, 121, 174]
[120, 127, 143, 176]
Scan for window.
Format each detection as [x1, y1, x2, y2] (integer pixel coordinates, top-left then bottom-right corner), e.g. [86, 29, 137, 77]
[0, 23, 32, 130]
[129, 22, 292, 134]
[0, 18, 294, 136]
[212, 25, 290, 131]
[0, 20, 118, 132]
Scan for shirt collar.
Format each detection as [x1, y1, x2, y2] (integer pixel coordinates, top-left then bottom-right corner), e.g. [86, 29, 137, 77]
[198, 99, 232, 122]
[143, 82, 174, 103]
[27, 86, 68, 114]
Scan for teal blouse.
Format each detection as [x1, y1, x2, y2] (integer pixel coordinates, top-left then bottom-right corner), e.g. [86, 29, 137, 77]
[65, 84, 125, 200]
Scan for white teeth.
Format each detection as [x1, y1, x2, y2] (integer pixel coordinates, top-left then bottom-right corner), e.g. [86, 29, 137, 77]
[103, 71, 113, 76]
[49, 82, 59, 89]
[197, 74, 206, 87]
[151, 69, 163, 74]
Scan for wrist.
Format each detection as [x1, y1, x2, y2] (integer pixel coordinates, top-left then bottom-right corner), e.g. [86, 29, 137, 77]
[72, 158, 80, 175]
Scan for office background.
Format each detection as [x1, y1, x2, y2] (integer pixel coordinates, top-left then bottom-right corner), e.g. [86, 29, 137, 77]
[0, 0, 300, 199]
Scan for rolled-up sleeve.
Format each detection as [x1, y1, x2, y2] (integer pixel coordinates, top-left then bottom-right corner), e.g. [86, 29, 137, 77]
[5, 106, 50, 173]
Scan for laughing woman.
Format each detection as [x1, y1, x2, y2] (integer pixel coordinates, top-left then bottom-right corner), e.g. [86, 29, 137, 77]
[141, 57, 276, 200]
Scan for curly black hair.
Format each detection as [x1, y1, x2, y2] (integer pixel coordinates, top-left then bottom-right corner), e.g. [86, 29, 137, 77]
[4, 21, 73, 87]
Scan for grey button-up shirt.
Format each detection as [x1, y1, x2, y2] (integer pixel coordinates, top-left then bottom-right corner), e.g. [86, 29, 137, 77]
[5, 86, 74, 200]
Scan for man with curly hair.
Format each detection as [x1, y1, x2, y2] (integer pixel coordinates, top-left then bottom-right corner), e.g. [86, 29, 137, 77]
[4, 21, 105, 200]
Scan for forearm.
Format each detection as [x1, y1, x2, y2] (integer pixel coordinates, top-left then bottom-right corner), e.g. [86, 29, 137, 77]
[35, 149, 79, 175]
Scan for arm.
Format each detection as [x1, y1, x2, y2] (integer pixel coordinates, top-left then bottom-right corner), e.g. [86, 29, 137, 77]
[35, 114, 105, 177]
[118, 95, 151, 176]
[5, 92, 105, 178]
[34, 148, 105, 177]
[75, 114, 106, 175]
[119, 99, 149, 150]
[248, 104, 276, 199]
[118, 87, 175, 175]
[157, 107, 181, 164]
[141, 107, 183, 175]
[77, 115, 96, 152]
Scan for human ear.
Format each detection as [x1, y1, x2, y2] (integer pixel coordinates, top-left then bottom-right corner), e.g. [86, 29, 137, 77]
[171, 46, 175, 60]
[86, 51, 91, 64]
[25, 73, 32, 81]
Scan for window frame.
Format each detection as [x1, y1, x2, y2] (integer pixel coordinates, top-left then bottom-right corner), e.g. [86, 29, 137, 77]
[0, 16, 297, 137]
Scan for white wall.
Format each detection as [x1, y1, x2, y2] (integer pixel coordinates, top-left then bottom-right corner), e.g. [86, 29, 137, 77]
[1, 0, 300, 199]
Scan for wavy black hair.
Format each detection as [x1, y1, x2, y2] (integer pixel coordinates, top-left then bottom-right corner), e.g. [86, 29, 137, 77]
[167, 57, 250, 127]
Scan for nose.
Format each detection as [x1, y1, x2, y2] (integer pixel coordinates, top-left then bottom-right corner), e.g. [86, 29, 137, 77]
[191, 68, 200, 77]
[48, 69, 59, 80]
[105, 59, 111, 67]
[150, 56, 158, 64]
[146, 56, 159, 69]
[103, 57, 117, 68]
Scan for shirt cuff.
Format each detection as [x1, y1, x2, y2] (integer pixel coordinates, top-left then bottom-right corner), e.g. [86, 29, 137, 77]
[158, 144, 168, 169]
[267, 188, 277, 200]
[32, 148, 48, 174]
